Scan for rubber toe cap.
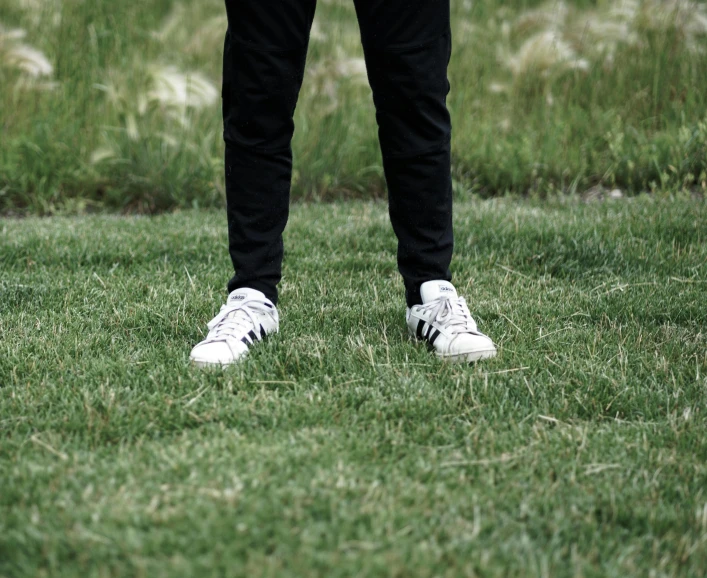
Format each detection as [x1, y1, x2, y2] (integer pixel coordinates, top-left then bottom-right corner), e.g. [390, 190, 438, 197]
[190, 340, 248, 366]
[448, 333, 496, 356]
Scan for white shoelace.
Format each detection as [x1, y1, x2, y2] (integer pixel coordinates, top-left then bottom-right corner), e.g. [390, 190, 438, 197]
[419, 296, 479, 335]
[203, 302, 266, 343]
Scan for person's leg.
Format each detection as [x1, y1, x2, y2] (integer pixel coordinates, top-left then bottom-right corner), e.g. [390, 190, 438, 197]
[353, 0, 454, 307]
[191, 1, 316, 367]
[223, 0, 317, 305]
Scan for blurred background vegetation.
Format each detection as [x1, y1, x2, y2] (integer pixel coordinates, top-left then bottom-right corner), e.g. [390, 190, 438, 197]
[1, 0, 706, 214]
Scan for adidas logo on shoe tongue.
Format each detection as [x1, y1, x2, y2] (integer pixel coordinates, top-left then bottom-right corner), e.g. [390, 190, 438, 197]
[419, 280, 459, 303]
[227, 288, 272, 306]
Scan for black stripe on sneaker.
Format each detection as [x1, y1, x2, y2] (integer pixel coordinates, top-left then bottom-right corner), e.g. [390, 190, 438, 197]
[416, 318, 442, 349]
[416, 319, 425, 340]
[241, 329, 264, 346]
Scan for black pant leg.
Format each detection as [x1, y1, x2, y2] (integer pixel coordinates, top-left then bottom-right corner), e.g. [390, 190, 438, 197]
[223, 0, 317, 305]
[353, 0, 454, 307]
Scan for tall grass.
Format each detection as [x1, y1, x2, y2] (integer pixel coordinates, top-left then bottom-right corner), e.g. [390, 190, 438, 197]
[1, 0, 706, 214]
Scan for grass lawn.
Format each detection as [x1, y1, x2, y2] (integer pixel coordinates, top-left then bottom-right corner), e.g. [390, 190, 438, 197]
[1, 195, 706, 577]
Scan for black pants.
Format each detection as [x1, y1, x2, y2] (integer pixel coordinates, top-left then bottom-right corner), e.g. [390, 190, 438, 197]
[224, 0, 454, 307]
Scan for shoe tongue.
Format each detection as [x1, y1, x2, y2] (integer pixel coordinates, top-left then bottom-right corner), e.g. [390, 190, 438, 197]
[227, 288, 270, 306]
[420, 280, 458, 303]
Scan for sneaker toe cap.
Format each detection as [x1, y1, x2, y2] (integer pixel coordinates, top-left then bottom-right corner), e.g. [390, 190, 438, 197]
[448, 333, 496, 356]
[190, 340, 247, 366]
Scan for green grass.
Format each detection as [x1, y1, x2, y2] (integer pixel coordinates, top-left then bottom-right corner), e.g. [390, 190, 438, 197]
[1, 195, 706, 577]
[2, 0, 707, 213]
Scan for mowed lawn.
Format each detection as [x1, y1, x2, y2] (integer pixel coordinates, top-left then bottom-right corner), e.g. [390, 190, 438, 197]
[1, 196, 706, 577]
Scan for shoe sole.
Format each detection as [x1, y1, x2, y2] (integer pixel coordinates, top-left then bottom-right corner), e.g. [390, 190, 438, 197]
[437, 349, 497, 363]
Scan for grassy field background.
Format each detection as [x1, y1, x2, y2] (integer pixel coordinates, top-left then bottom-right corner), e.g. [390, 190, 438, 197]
[2, 0, 707, 575]
[1, 195, 706, 576]
[1, 0, 707, 213]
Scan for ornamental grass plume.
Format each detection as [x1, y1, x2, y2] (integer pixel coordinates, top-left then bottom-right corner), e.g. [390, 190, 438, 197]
[1, 25, 52, 75]
[152, 3, 227, 59]
[5, 43, 53, 77]
[306, 52, 368, 114]
[504, 30, 589, 77]
[147, 65, 219, 112]
[494, 0, 707, 88]
[90, 63, 219, 164]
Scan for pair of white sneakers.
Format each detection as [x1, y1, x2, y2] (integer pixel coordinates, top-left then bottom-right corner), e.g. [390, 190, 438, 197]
[190, 280, 496, 366]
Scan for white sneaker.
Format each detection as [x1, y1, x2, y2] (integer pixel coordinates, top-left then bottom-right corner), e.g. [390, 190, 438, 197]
[406, 280, 497, 363]
[190, 288, 278, 367]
